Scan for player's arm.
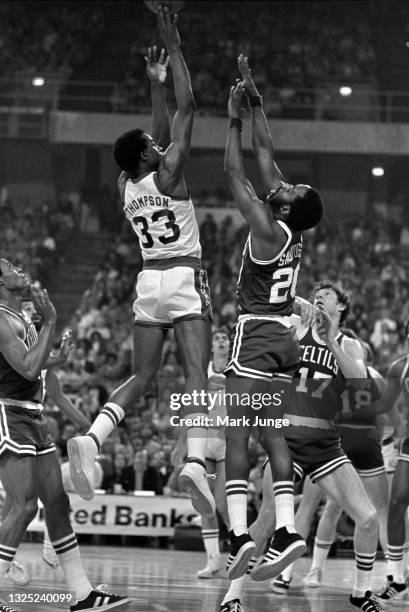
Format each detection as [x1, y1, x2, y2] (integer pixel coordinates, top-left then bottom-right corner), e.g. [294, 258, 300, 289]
[0, 287, 56, 380]
[45, 369, 91, 430]
[224, 81, 274, 236]
[317, 311, 366, 381]
[238, 54, 283, 193]
[145, 46, 171, 149]
[44, 329, 74, 369]
[156, 7, 193, 194]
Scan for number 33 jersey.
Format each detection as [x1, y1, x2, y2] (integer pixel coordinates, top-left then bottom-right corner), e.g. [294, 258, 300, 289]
[237, 221, 302, 316]
[123, 172, 201, 260]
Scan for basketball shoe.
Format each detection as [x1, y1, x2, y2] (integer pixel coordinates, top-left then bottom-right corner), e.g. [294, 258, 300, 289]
[68, 436, 98, 500]
[0, 602, 18, 612]
[197, 553, 224, 578]
[302, 567, 322, 588]
[220, 599, 244, 612]
[270, 573, 292, 594]
[378, 575, 408, 601]
[251, 526, 306, 582]
[226, 531, 256, 580]
[350, 591, 385, 610]
[178, 459, 216, 516]
[6, 560, 30, 586]
[70, 589, 131, 611]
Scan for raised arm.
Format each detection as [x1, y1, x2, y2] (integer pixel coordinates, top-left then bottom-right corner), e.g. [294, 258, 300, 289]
[238, 54, 283, 193]
[0, 287, 56, 380]
[157, 7, 194, 192]
[224, 81, 272, 233]
[145, 46, 171, 149]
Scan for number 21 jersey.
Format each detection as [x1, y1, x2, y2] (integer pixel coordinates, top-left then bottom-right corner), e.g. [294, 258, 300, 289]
[123, 172, 201, 260]
[237, 221, 302, 316]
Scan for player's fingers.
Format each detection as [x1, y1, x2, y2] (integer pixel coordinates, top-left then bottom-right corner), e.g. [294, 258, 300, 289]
[159, 48, 166, 63]
[164, 56, 170, 68]
[153, 45, 157, 60]
[172, 12, 178, 27]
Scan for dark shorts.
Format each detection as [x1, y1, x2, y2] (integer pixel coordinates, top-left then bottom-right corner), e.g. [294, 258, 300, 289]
[339, 426, 385, 477]
[225, 315, 300, 382]
[286, 435, 350, 484]
[0, 404, 55, 457]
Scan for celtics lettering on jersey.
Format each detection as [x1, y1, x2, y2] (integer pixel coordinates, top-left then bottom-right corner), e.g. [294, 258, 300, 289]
[123, 172, 201, 260]
[237, 221, 302, 316]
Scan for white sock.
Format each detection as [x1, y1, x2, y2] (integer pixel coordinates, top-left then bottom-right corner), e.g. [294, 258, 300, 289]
[226, 480, 248, 536]
[186, 419, 208, 462]
[273, 481, 295, 530]
[0, 544, 17, 575]
[52, 534, 92, 600]
[402, 541, 409, 577]
[43, 529, 55, 555]
[202, 529, 220, 557]
[311, 539, 332, 570]
[281, 561, 294, 582]
[222, 575, 247, 605]
[353, 551, 376, 597]
[88, 402, 124, 448]
[388, 544, 404, 582]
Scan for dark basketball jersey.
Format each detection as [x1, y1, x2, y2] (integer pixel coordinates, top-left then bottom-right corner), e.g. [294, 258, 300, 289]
[284, 326, 345, 439]
[0, 305, 43, 402]
[237, 221, 302, 316]
[338, 366, 382, 431]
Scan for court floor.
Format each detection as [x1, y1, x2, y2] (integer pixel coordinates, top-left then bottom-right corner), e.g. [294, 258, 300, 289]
[8, 544, 409, 611]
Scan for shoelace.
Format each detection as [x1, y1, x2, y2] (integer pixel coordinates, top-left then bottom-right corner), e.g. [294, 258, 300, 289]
[206, 472, 217, 480]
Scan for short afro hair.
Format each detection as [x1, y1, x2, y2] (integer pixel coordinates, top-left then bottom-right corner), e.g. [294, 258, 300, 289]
[286, 187, 323, 231]
[112, 128, 147, 172]
[313, 280, 351, 325]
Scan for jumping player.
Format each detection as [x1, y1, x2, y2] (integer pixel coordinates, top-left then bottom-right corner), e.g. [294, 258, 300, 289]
[0, 259, 129, 612]
[221, 282, 383, 612]
[68, 7, 215, 519]
[223, 56, 323, 582]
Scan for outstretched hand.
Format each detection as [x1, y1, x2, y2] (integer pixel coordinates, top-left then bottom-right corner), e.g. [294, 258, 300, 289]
[237, 54, 258, 96]
[30, 286, 56, 324]
[315, 307, 338, 345]
[157, 5, 180, 49]
[145, 46, 169, 83]
[228, 80, 246, 119]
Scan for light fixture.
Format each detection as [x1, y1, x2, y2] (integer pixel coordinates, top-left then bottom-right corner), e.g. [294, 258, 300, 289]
[32, 77, 45, 87]
[372, 166, 384, 177]
[339, 86, 352, 97]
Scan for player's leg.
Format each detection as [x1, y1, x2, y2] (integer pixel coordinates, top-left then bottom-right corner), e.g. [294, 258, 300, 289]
[0, 453, 37, 589]
[251, 381, 306, 582]
[173, 317, 215, 516]
[316, 463, 381, 609]
[198, 457, 224, 579]
[378, 458, 409, 600]
[213, 459, 229, 529]
[361, 472, 389, 557]
[68, 324, 166, 499]
[37, 451, 130, 610]
[223, 374, 256, 579]
[302, 496, 342, 588]
[0, 495, 31, 586]
[272, 477, 324, 592]
[220, 459, 276, 612]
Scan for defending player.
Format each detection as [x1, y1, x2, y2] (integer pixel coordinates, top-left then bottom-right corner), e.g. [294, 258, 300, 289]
[0, 259, 129, 612]
[220, 282, 383, 612]
[274, 332, 389, 593]
[68, 7, 215, 519]
[223, 57, 323, 581]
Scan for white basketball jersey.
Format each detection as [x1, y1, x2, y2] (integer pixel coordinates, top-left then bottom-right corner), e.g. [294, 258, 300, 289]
[208, 361, 226, 422]
[123, 172, 201, 261]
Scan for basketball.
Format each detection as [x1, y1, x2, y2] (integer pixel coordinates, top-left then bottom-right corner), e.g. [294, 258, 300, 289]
[144, 1, 186, 13]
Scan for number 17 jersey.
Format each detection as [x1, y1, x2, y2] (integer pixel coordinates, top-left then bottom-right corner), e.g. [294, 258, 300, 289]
[237, 221, 302, 316]
[123, 172, 201, 260]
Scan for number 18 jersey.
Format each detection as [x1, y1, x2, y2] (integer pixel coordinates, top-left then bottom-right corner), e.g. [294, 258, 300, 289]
[123, 172, 201, 261]
[237, 221, 302, 316]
